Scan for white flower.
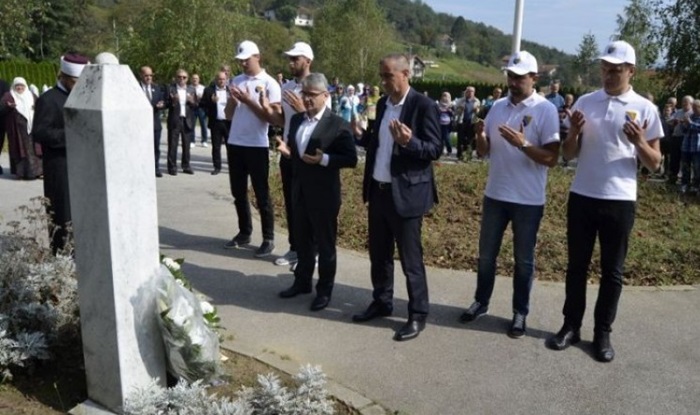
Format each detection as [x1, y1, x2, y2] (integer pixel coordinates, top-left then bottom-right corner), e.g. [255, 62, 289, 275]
[200, 301, 214, 315]
[162, 257, 180, 271]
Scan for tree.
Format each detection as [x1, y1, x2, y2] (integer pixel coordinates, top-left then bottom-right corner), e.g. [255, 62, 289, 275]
[612, 0, 658, 70]
[0, 0, 95, 60]
[654, 0, 700, 96]
[311, 0, 395, 85]
[117, 0, 249, 83]
[574, 32, 601, 88]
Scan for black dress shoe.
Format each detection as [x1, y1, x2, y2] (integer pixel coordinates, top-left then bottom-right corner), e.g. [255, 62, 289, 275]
[156, 170, 163, 178]
[310, 295, 330, 311]
[592, 331, 615, 363]
[211, 169, 220, 176]
[393, 315, 427, 341]
[545, 324, 581, 351]
[168, 170, 177, 176]
[183, 168, 194, 174]
[352, 301, 392, 322]
[278, 285, 312, 298]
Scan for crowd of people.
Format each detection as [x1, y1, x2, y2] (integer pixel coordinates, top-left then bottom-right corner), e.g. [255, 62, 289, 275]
[0, 38, 684, 361]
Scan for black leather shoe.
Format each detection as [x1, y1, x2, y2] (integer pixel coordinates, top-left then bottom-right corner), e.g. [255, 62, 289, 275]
[168, 170, 177, 176]
[310, 295, 330, 311]
[592, 332, 615, 363]
[211, 169, 220, 176]
[352, 302, 392, 323]
[155, 170, 163, 178]
[545, 324, 581, 351]
[183, 168, 194, 174]
[393, 315, 427, 341]
[279, 285, 312, 298]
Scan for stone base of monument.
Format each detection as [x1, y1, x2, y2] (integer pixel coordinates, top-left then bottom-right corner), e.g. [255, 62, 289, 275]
[69, 399, 116, 415]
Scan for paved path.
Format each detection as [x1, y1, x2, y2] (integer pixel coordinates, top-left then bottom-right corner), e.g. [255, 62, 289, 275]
[1, 148, 699, 415]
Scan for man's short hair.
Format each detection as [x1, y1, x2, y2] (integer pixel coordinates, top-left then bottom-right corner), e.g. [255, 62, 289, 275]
[301, 73, 329, 91]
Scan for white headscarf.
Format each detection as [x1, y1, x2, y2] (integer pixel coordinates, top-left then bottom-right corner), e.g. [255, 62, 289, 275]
[9, 77, 35, 134]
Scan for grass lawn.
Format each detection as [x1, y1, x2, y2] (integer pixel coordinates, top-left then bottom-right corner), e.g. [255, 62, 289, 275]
[268, 161, 700, 287]
[422, 57, 505, 84]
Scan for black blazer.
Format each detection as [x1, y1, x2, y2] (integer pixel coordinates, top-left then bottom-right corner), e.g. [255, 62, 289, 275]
[166, 84, 196, 130]
[200, 85, 229, 129]
[142, 82, 165, 131]
[360, 87, 443, 218]
[287, 110, 358, 211]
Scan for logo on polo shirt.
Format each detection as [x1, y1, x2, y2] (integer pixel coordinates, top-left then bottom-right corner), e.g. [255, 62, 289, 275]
[625, 110, 638, 122]
[522, 115, 532, 127]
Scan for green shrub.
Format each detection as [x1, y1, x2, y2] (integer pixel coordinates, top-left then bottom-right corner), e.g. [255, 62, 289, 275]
[0, 198, 80, 381]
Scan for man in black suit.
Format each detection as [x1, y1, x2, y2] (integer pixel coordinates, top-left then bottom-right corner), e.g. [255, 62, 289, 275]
[0, 78, 9, 174]
[200, 71, 231, 175]
[32, 53, 90, 255]
[275, 73, 357, 311]
[139, 66, 166, 177]
[165, 69, 196, 175]
[351, 54, 443, 341]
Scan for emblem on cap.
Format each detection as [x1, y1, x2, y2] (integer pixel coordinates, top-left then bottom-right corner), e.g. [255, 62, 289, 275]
[608, 46, 616, 53]
[513, 57, 521, 64]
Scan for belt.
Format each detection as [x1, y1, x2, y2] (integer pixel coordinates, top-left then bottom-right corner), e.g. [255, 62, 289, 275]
[374, 180, 391, 190]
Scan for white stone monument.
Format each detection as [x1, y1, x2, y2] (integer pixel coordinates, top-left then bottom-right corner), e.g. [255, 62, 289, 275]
[64, 53, 166, 414]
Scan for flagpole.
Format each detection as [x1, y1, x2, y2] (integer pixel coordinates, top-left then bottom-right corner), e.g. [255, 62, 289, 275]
[512, 0, 525, 54]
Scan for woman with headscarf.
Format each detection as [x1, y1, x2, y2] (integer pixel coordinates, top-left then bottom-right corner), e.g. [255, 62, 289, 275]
[0, 77, 42, 179]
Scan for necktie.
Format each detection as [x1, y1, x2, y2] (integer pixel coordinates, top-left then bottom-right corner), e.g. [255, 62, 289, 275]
[146, 86, 152, 101]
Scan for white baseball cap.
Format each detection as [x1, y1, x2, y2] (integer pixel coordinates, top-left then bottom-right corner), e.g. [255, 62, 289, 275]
[599, 40, 636, 65]
[235, 40, 260, 60]
[505, 51, 538, 75]
[284, 42, 314, 61]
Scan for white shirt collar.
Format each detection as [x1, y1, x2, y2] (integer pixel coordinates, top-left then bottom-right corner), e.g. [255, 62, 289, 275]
[306, 106, 326, 122]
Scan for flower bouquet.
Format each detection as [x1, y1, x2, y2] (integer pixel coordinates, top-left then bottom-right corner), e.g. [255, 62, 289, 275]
[156, 256, 221, 383]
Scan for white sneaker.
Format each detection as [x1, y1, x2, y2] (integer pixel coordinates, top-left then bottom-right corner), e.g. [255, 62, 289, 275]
[190, 143, 195, 149]
[274, 250, 298, 266]
[202, 142, 209, 148]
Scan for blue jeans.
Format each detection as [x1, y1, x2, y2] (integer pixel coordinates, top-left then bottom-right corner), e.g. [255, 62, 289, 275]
[680, 151, 700, 186]
[193, 107, 208, 143]
[475, 196, 544, 315]
[440, 124, 452, 153]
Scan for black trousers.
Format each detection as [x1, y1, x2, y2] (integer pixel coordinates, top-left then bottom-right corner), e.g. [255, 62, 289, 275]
[563, 192, 635, 333]
[368, 180, 429, 316]
[668, 135, 684, 182]
[167, 117, 191, 172]
[279, 156, 296, 251]
[154, 128, 162, 172]
[43, 153, 71, 255]
[210, 120, 230, 171]
[226, 144, 274, 241]
[456, 122, 474, 160]
[292, 193, 339, 297]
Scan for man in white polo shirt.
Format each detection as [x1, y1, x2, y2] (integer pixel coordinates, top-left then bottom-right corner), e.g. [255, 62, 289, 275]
[459, 51, 560, 339]
[224, 40, 282, 257]
[546, 41, 662, 362]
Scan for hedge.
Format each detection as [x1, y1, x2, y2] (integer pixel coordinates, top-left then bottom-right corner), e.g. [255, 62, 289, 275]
[0, 61, 59, 90]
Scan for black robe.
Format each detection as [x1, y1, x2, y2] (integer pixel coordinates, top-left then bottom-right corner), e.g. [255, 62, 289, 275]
[32, 86, 70, 254]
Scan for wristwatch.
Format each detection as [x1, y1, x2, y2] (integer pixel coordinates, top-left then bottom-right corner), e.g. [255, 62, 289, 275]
[519, 141, 531, 151]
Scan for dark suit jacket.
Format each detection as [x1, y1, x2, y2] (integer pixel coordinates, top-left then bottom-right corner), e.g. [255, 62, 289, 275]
[142, 82, 165, 131]
[166, 84, 196, 130]
[200, 85, 228, 129]
[287, 110, 358, 211]
[360, 87, 442, 218]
